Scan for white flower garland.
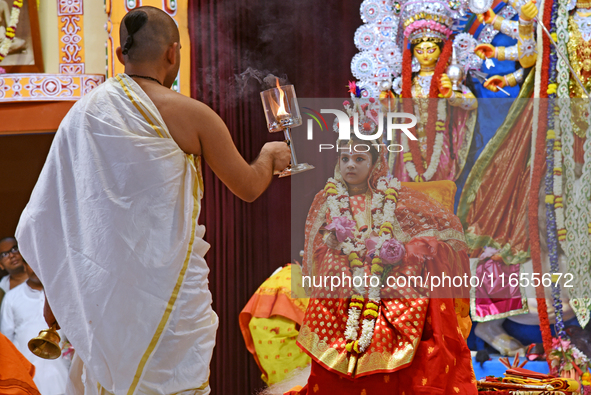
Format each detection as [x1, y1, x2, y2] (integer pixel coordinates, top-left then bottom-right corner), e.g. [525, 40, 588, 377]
[357, 282, 382, 352]
[403, 99, 447, 181]
[324, 175, 400, 354]
[0, 0, 23, 62]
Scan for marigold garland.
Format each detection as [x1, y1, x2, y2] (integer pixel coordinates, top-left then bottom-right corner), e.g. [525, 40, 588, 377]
[324, 176, 402, 360]
[402, 102, 446, 181]
[401, 39, 453, 181]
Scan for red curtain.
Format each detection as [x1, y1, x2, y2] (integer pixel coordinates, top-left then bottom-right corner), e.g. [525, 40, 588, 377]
[188, 1, 362, 393]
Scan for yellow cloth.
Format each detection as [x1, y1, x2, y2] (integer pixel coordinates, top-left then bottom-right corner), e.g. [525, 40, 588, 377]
[240, 264, 311, 385]
[249, 316, 311, 384]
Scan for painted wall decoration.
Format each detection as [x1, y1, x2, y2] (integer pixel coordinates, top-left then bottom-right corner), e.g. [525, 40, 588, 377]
[0, 0, 190, 102]
[0, 73, 103, 101]
[57, 0, 84, 74]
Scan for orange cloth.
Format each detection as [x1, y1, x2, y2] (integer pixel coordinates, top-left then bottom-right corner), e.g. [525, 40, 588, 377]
[292, 287, 477, 394]
[0, 332, 40, 395]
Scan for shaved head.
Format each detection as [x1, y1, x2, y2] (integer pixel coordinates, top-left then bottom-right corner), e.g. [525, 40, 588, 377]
[119, 6, 180, 64]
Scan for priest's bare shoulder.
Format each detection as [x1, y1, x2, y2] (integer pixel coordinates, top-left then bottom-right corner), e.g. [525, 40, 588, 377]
[115, 6, 290, 202]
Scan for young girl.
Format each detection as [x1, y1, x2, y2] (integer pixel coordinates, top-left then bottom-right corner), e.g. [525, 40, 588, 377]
[292, 137, 476, 394]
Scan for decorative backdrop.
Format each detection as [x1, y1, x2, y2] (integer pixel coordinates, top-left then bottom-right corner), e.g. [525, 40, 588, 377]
[0, 0, 104, 102]
[0, 73, 102, 100]
[57, 0, 84, 74]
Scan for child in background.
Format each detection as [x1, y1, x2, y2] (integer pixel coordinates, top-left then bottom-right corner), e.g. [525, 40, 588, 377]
[0, 237, 28, 294]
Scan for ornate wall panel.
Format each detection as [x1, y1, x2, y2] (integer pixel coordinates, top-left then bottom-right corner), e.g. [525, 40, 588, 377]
[1, 0, 189, 101]
[57, 0, 85, 74]
[0, 74, 104, 101]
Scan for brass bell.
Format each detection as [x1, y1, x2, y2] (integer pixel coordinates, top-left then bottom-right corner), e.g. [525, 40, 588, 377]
[28, 324, 61, 360]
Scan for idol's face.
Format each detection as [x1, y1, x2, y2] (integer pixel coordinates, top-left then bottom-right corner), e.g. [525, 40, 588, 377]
[339, 151, 373, 187]
[413, 41, 441, 69]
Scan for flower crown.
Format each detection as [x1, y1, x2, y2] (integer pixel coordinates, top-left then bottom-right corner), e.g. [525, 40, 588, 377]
[404, 20, 454, 44]
[400, 0, 463, 44]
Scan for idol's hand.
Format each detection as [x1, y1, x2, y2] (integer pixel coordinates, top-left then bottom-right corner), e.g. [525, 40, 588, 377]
[520, 0, 538, 21]
[324, 232, 339, 249]
[475, 44, 495, 59]
[483, 75, 507, 92]
[262, 141, 291, 173]
[439, 74, 453, 98]
[477, 9, 496, 24]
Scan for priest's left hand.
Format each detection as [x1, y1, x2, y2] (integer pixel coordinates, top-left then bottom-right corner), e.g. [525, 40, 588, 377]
[44, 295, 61, 330]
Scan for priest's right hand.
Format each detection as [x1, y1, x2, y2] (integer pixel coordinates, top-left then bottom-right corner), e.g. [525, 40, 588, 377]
[262, 141, 291, 173]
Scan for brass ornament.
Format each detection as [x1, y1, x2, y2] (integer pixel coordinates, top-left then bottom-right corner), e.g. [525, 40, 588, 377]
[28, 324, 61, 360]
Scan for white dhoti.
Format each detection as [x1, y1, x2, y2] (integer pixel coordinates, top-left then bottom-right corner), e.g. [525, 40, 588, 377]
[16, 74, 218, 395]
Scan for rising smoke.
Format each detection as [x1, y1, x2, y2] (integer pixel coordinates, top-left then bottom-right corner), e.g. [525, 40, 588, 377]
[234, 67, 288, 98]
[192, 0, 361, 106]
